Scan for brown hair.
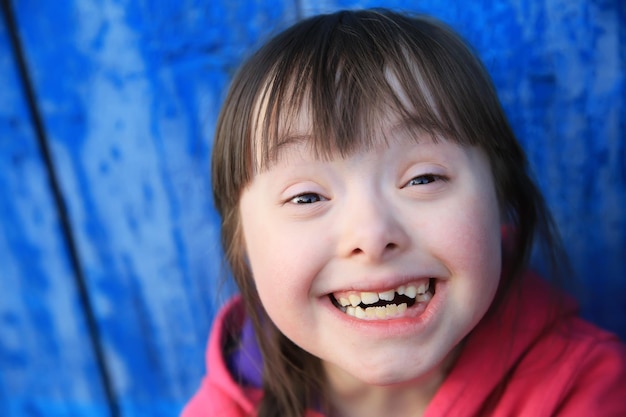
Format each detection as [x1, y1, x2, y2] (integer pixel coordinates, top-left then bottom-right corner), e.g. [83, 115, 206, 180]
[211, 8, 564, 416]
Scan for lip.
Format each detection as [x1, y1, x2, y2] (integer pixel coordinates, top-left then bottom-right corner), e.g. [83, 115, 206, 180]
[321, 278, 446, 337]
[326, 274, 441, 294]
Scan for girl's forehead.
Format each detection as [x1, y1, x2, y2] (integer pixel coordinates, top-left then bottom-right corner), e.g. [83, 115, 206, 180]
[256, 115, 457, 171]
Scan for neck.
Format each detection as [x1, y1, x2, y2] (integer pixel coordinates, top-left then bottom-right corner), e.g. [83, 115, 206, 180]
[322, 347, 461, 417]
[323, 366, 445, 417]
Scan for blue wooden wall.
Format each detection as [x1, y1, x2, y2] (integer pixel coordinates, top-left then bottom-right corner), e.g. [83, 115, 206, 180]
[0, 0, 624, 415]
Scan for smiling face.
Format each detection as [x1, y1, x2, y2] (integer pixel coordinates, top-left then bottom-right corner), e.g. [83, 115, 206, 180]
[239, 119, 502, 388]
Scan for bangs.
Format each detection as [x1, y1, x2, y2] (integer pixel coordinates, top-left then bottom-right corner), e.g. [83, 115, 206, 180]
[249, 10, 502, 171]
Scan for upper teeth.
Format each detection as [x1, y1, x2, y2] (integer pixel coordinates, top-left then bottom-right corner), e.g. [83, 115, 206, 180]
[337, 280, 431, 308]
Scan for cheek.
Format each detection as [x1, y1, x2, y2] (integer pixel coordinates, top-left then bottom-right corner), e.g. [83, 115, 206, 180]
[442, 192, 503, 308]
[457, 195, 501, 259]
[422, 183, 502, 280]
[243, 229, 321, 342]
[242, 218, 314, 306]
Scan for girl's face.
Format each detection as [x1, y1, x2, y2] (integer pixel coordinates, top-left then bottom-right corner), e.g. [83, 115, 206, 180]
[239, 117, 502, 388]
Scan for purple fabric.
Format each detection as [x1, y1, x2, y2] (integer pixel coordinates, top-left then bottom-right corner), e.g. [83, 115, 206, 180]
[228, 317, 264, 388]
[228, 316, 324, 411]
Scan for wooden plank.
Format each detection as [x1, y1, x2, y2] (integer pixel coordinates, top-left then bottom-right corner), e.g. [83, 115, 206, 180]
[10, 0, 296, 414]
[0, 8, 109, 417]
[299, 0, 626, 338]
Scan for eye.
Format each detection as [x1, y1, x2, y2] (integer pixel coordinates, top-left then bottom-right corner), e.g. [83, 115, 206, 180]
[289, 193, 326, 204]
[405, 174, 446, 187]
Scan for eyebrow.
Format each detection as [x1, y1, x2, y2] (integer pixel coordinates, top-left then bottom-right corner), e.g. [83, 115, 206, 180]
[391, 117, 455, 145]
[264, 134, 313, 166]
[260, 117, 448, 171]
[391, 117, 436, 137]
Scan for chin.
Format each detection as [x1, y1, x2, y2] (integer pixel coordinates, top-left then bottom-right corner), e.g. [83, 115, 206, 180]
[340, 359, 430, 387]
[338, 345, 456, 389]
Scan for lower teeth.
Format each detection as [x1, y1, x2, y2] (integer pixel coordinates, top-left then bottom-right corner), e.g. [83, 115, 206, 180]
[343, 290, 433, 320]
[346, 303, 408, 319]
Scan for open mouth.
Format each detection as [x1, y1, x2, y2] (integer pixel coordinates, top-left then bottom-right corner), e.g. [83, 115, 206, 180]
[329, 278, 436, 320]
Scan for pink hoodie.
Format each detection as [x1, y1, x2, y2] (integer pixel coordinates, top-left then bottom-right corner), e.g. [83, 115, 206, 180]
[182, 272, 626, 416]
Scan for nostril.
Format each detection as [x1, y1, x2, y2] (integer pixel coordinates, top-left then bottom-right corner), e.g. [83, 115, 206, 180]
[350, 242, 397, 257]
[385, 242, 398, 250]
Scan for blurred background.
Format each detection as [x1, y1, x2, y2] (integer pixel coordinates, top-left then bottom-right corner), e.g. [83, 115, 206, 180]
[0, 0, 624, 415]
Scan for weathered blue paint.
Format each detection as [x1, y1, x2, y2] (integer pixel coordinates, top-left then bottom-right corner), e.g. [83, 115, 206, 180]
[1, 0, 624, 415]
[0, 7, 109, 417]
[5, 0, 295, 415]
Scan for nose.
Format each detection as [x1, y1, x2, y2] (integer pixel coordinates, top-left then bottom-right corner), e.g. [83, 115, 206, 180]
[337, 193, 410, 263]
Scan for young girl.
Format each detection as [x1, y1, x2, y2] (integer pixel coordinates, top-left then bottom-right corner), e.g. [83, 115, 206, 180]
[183, 9, 626, 417]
